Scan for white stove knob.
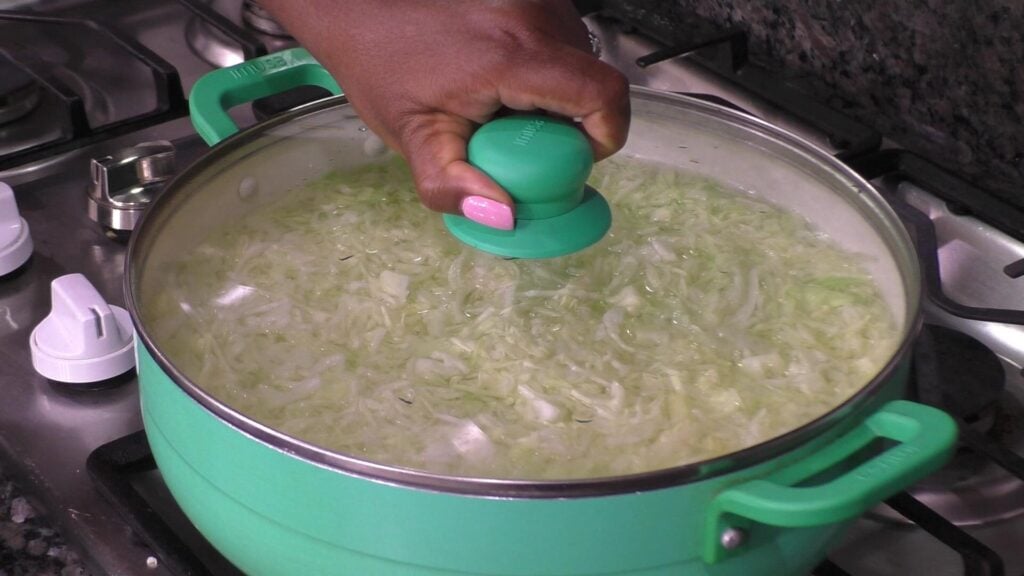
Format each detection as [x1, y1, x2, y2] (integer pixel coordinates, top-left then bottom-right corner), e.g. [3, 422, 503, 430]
[30, 273, 136, 384]
[0, 182, 33, 276]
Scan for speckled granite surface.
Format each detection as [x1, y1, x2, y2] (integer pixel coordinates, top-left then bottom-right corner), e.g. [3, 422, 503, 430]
[605, 0, 1024, 211]
[0, 466, 89, 576]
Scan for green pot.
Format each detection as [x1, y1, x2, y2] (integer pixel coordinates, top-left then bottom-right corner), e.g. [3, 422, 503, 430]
[127, 49, 957, 576]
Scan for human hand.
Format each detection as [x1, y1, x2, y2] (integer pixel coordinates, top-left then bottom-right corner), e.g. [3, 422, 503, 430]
[260, 0, 630, 229]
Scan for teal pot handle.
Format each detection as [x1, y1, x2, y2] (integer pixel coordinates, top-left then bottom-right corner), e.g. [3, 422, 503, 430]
[704, 400, 957, 564]
[189, 48, 342, 146]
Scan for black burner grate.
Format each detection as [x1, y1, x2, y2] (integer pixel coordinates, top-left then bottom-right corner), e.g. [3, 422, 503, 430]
[86, 430, 230, 576]
[0, 11, 186, 170]
[884, 493, 1005, 576]
[0, 1, 267, 171]
[814, 559, 853, 576]
[847, 150, 1024, 326]
[849, 150, 1024, 245]
[589, 8, 882, 160]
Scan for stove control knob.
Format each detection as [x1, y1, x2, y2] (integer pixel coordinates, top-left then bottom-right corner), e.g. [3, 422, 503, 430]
[87, 141, 176, 232]
[0, 182, 32, 276]
[30, 273, 135, 384]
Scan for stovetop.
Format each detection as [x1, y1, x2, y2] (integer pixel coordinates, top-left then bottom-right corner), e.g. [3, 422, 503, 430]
[1, 2, 1023, 575]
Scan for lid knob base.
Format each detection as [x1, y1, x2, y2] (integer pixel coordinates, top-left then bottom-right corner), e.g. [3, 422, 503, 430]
[444, 115, 612, 259]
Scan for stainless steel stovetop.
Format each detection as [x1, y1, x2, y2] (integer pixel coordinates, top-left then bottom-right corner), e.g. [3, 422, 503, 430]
[1, 2, 1022, 575]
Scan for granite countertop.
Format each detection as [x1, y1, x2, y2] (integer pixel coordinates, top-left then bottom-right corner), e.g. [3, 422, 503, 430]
[607, 0, 1024, 214]
[0, 465, 89, 576]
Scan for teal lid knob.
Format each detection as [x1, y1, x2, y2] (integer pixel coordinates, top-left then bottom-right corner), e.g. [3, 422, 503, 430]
[469, 115, 592, 219]
[443, 115, 612, 259]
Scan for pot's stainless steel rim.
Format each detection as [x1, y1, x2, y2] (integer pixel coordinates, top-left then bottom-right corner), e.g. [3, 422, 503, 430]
[126, 88, 923, 499]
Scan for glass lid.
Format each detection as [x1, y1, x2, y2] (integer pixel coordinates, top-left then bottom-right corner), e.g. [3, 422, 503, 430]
[131, 88, 919, 488]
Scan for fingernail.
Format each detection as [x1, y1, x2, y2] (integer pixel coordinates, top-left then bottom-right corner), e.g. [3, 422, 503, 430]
[460, 196, 514, 230]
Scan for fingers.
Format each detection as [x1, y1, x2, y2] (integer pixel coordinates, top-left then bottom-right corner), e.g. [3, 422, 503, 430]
[399, 112, 514, 223]
[398, 47, 629, 224]
[525, 0, 593, 54]
[496, 44, 631, 161]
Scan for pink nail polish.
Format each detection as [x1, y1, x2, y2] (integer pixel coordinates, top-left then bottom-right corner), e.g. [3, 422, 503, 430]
[460, 196, 514, 230]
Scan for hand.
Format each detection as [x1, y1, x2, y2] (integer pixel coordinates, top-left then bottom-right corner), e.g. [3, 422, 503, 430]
[261, 0, 630, 229]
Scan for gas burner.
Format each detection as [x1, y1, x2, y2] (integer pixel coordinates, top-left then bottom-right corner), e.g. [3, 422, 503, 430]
[870, 324, 1024, 526]
[241, 0, 290, 37]
[185, 16, 246, 68]
[0, 57, 41, 126]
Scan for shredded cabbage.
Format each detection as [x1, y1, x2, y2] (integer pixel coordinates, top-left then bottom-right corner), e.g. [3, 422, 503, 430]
[145, 155, 899, 480]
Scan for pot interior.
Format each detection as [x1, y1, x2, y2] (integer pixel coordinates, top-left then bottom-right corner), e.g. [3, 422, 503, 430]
[130, 88, 919, 485]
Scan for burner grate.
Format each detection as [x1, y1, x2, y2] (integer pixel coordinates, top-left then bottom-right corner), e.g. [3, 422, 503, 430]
[884, 493, 1004, 576]
[848, 151, 1024, 325]
[635, 29, 748, 72]
[0, 11, 187, 170]
[813, 559, 853, 576]
[849, 150, 1024, 245]
[0, 0, 270, 172]
[86, 430, 233, 576]
[959, 423, 1024, 486]
[594, 8, 882, 160]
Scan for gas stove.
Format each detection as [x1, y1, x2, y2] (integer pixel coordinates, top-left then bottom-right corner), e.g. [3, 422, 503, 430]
[1, 2, 1022, 575]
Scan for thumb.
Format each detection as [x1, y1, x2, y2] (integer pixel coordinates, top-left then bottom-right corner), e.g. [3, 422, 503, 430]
[401, 113, 515, 229]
